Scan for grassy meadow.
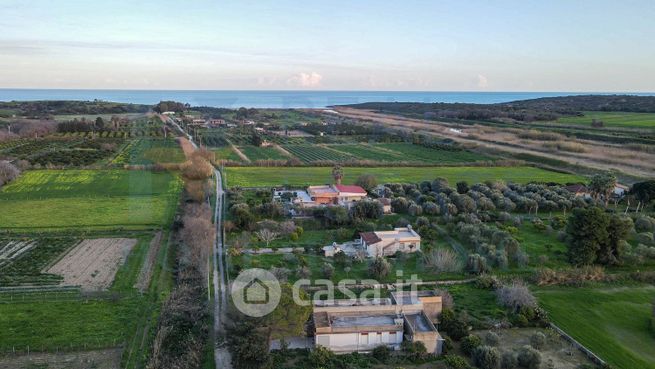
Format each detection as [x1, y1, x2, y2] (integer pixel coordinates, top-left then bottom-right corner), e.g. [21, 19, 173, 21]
[224, 166, 585, 188]
[536, 285, 655, 369]
[557, 111, 655, 128]
[0, 170, 182, 230]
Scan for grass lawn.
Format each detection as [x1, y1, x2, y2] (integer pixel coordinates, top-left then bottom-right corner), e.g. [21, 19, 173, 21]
[513, 223, 569, 268]
[224, 166, 584, 188]
[536, 285, 655, 369]
[557, 111, 655, 128]
[0, 170, 182, 230]
[230, 252, 466, 285]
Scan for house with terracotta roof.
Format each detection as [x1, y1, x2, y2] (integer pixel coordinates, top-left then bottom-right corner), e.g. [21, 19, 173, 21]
[304, 183, 368, 207]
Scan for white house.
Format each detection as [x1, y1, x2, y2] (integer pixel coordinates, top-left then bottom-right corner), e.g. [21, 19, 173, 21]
[312, 294, 443, 354]
[323, 226, 421, 258]
[361, 226, 421, 257]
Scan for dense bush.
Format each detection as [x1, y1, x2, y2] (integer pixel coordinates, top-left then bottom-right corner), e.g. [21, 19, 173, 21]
[496, 280, 537, 312]
[440, 308, 469, 340]
[443, 355, 473, 369]
[460, 334, 482, 356]
[517, 345, 541, 369]
[472, 345, 500, 369]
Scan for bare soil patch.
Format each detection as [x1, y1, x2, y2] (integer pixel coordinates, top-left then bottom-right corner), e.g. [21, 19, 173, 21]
[46, 238, 137, 291]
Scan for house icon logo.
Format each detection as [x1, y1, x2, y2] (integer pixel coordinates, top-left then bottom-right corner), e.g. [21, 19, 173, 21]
[245, 279, 269, 304]
[231, 268, 281, 317]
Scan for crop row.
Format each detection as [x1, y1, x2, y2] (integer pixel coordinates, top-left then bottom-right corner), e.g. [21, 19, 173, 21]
[282, 144, 356, 162]
[0, 238, 79, 287]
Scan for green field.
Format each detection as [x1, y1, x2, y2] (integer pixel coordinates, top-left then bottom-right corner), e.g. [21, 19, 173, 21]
[239, 145, 289, 161]
[213, 146, 244, 162]
[113, 139, 185, 165]
[376, 143, 489, 163]
[0, 297, 142, 352]
[536, 286, 655, 369]
[282, 144, 356, 162]
[0, 170, 182, 230]
[557, 111, 655, 128]
[224, 166, 584, 188]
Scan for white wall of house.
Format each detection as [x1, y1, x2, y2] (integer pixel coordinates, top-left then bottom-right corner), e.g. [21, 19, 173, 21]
[316, 331, 403, 352]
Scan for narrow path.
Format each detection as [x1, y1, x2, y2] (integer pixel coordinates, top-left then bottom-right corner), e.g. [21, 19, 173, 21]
[162, 113, 232, 368]
[213, 168, 232, 368]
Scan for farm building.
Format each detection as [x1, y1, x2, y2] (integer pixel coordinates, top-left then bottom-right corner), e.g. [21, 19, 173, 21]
[274, 183, 368, 209]
[323, 226, 421, 257]
[564, 184, 590, 198]
[313, 292, 443, 354]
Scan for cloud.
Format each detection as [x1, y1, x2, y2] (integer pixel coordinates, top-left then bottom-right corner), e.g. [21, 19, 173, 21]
[287, 72, 323, 88]
[477, 74, 489, 89]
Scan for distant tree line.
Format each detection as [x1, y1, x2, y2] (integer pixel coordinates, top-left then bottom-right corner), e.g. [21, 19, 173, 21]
[346, 94, 655, 122]
[0, 100, 149, 118]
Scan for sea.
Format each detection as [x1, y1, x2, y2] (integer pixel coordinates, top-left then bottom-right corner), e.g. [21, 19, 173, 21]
[0, 89, 653, 109]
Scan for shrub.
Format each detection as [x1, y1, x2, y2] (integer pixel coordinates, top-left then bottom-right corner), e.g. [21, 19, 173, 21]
[466, 253, 488, 274]
[637, 232, 654, 246]
[496, 280, 537, 313]
[484, 331, 500, 346]
[435, 289, 454, 309]
[401, 340, 427, 362]
[424, 249, 462, 273]
[461, 334, 482, 356]
[517, 345, 541, 369]
[322, 263, 335, 279]
[440, 308, 469, 340]
[369, 257, 391, 279]
[444, 355, 473, 369]
[472, 345, 500, 369]
[372, 345, 391, 363]
[635, 216, 655, 232]
[309, 346, 335, 368]
[500, 350, 518, 369]
[476, 274, 501, 290]
[530, 332, 546, 350]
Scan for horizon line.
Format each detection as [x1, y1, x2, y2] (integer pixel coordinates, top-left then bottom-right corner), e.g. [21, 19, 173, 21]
[1, 87, 655, 94]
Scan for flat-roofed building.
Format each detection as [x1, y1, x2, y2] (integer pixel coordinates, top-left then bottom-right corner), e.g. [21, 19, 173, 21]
[312, 296, 443, 355]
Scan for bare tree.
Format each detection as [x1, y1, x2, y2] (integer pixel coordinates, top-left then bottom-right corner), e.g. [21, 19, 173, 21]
[0, 161, 20, 187]
[256, 228, 279, 248]
[423, 249, 462, 273]
[180, 204, 215, 279]
[496, 280, 536, 312]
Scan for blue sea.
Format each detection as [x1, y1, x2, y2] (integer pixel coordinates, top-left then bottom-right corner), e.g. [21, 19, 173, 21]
[0, 89, 653, 109]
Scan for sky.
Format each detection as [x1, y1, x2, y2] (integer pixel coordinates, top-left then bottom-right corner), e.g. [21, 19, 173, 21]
[0, 0, 654, 91]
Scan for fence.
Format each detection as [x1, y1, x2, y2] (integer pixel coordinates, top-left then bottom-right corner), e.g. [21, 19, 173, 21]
[549, 323, 607, 366]
[0, 340, 124, 357]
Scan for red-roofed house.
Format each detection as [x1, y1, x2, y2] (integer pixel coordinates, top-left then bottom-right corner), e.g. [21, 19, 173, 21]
[306, 184, 368, 207]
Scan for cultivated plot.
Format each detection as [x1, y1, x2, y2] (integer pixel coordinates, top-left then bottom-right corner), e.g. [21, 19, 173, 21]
[47, 238, 137, 290]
